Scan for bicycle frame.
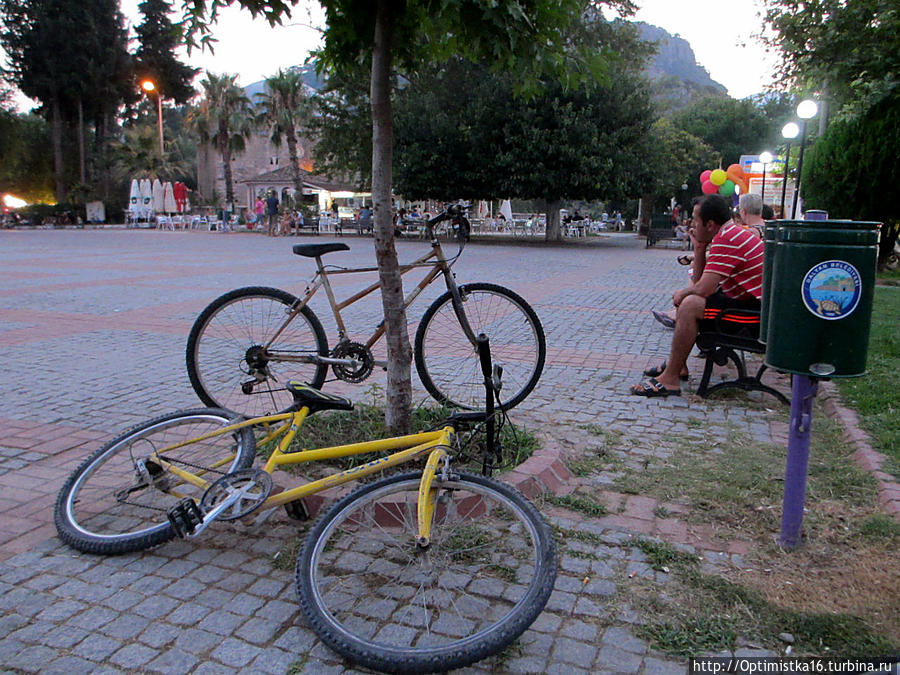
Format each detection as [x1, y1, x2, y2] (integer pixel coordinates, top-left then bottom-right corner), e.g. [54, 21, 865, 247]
[152, 407, 455, 543]
[264, 221, 478, 369]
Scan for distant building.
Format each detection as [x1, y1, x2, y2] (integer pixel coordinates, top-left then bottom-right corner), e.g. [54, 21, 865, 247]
[196, 67, 368, 213]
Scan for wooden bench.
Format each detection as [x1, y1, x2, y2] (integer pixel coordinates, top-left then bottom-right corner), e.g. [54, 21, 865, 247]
[695, 308, 789, 405]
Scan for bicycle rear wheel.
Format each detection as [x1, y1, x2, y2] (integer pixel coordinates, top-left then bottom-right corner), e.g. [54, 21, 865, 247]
[54, 409, 256, 555]
[296, 471, 557, 674]
[414, 282, 545, 410]
[186, 286, 328, 418]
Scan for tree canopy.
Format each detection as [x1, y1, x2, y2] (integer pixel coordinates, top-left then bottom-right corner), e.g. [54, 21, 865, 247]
[135, 0, 198, 104]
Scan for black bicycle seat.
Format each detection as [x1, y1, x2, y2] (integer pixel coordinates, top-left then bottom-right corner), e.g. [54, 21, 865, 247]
[293, 243, 349, 258]
[286, 381, 354, 413]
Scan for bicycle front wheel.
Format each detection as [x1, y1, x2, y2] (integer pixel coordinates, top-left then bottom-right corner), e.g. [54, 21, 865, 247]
[296, 471, 557, 674]
[186, 286, 328, 417]
[415, 282, 546, 410]
[54, 409, 256, 555]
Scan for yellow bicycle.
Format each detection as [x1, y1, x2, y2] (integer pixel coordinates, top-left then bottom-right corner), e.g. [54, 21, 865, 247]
[55, 336, 557, 673]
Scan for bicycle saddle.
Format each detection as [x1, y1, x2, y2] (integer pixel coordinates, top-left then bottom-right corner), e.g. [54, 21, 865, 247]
[287, 381, 354, 414]
[293, 243, 349, 258]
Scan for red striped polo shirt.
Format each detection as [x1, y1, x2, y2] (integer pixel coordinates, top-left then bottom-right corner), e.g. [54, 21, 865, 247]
[704, 222, 764, 300]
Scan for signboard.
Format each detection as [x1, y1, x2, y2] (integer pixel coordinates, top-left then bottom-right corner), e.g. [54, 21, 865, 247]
[748, 177, 795, 218]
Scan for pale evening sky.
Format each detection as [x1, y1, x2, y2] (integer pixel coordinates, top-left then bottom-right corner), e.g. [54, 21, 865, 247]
[8, 0, 778, 109]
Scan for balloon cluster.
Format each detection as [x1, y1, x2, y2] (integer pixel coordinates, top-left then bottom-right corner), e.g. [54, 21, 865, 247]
[700, 164, 748, 198]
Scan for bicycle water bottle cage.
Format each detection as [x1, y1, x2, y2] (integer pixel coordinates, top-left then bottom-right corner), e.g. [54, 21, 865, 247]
[286, 381, 354, 414]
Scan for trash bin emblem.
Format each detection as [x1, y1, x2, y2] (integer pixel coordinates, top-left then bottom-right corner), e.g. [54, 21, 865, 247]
[801, 260, 862, 320]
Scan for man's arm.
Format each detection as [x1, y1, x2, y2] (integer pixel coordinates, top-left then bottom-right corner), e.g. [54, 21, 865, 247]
[673, 271, 722, 307]
[691, 230, 707, 281]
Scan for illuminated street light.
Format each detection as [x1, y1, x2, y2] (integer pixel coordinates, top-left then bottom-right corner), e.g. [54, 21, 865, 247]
[780, 122, 800, 218]
[141, 79, 164, 155]
[759, 151, 774, 206]
[792, 100, 819, 218]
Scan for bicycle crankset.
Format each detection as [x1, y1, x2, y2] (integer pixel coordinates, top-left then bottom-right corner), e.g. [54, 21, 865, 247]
[200, 469, 273, 521]
[330, 341, 374, 383]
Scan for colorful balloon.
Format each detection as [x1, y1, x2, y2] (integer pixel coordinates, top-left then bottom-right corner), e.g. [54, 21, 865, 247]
[726, 163, 745, 180]
[718, 179, 736, 197]
[701, 180, 718, 195]
[700, 170, 712, 183]
[710, 169, 727, 186]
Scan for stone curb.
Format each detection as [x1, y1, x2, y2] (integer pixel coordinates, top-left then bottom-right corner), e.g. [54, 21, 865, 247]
[819, 381, 900, 520]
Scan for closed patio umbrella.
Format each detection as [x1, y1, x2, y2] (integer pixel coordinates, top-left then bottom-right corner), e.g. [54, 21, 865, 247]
[500, 199, 513, 222]
[139, 179, 152, 218]
[128, 179, 140, 213]
[152, 179, 164, 214]
[163, 182, 177, 214]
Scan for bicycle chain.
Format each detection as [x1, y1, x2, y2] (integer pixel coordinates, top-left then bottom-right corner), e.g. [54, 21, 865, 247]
[115, 455, 230, 513]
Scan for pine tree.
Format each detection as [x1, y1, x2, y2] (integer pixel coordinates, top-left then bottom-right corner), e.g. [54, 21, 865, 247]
[134, 0, 198, 105]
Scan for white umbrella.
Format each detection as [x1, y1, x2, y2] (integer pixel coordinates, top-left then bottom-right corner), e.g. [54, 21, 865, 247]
[477, 200, 489, 219]
[163, 182, 177, 214]
[500, 199, 513, 222]
[139, 179, 153, 218]
[128, 179, 140, 213]
[152, 179, 164, 214]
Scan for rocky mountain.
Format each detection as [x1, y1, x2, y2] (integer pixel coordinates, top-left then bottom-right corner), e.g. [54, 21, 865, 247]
[635, 22, 728, 112]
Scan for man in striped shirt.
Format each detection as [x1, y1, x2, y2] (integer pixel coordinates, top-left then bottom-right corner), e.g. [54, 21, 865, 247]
[632, 194, 764, 397]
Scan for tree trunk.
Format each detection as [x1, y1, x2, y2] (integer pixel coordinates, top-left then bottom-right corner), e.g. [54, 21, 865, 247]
[371, 0, 411, 433]
[639, 194, 652, 235]
[77, 98, 86, 184]
[286, 124, 303, 197]
[219, 127, 234, 210]
[51, 97, 65, 203]
[543, 199, 562, 242]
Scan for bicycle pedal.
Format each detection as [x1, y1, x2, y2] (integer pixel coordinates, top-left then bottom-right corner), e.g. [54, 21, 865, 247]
[167, 498, 204, 538]
[284, 498, 310, 521]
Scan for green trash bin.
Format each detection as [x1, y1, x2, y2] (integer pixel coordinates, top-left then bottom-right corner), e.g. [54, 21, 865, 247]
[759, 220, 779, 344]
[765, 220, 881, 377]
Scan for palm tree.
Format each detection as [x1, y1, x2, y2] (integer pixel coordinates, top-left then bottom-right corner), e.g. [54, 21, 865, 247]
[255, 68, 311, 197]
[189, 73, 254, 209]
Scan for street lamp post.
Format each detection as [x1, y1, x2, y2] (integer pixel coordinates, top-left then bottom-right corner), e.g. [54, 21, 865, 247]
[791, 99, 819, 218]
[141, 80, 164, 155]
[780, 122, 800, 218]
[759, 151, 773, 206]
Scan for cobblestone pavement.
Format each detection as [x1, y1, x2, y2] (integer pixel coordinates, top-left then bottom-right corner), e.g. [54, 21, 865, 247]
[0, 229, 793, 673]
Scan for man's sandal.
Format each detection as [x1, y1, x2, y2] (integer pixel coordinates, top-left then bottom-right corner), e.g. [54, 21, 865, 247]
[642, 362, 689, 381]
[630, 377, 681, 397]
[677, 255, 693, 266]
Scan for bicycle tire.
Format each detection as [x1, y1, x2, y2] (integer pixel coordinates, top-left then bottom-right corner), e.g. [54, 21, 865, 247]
[54, 408, 256, 555]
[186, 286, 328, 417]
[414, 282, 545, 410]
[295, 470, 557, 674]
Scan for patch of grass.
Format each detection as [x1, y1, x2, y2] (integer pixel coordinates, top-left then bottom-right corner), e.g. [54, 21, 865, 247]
[271, 537, 302, 572]
[285, 656, 308, 675]
[858, 514, 900, 542]
[686, 417, 705, 429]
[262, 391, 538, 474]
[578, 425, 624, 450]
[546, 493, 608, 518]
[567, 445, 625, 477]
[633, 538, 697, 572]
[837, 286, 900, 479]
[631, 554, 896, 658]
[653, 505, 670, 519]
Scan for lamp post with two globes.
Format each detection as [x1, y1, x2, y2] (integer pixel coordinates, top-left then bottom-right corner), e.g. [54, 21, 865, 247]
[791, 99, 818, 218]
[780, 122, 800, 218]
[758, 151, 774, 206]
[141, 80, 164, 156]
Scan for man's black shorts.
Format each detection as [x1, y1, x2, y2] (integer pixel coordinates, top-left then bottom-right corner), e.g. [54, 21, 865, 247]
[700, 289, 761, 337]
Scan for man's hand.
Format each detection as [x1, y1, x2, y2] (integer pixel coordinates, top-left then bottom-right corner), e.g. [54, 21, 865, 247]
[673, 287, 691, 307]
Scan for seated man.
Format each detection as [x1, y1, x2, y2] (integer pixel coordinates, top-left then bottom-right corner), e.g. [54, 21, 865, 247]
[632, 194, 764, 397]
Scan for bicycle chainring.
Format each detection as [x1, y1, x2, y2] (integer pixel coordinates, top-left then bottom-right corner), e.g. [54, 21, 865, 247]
[200, 469, 273, 521]
[331, 341, 375, 383]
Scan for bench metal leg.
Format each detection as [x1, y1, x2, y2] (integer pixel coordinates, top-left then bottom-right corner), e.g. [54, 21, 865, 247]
[697, 346, 790, 405]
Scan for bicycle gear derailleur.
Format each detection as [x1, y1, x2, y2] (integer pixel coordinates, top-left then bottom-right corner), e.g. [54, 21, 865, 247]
[330, 341, 374, 383]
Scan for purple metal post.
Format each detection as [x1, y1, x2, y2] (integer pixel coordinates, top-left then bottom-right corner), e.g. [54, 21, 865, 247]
[779, 375, 819, 549]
